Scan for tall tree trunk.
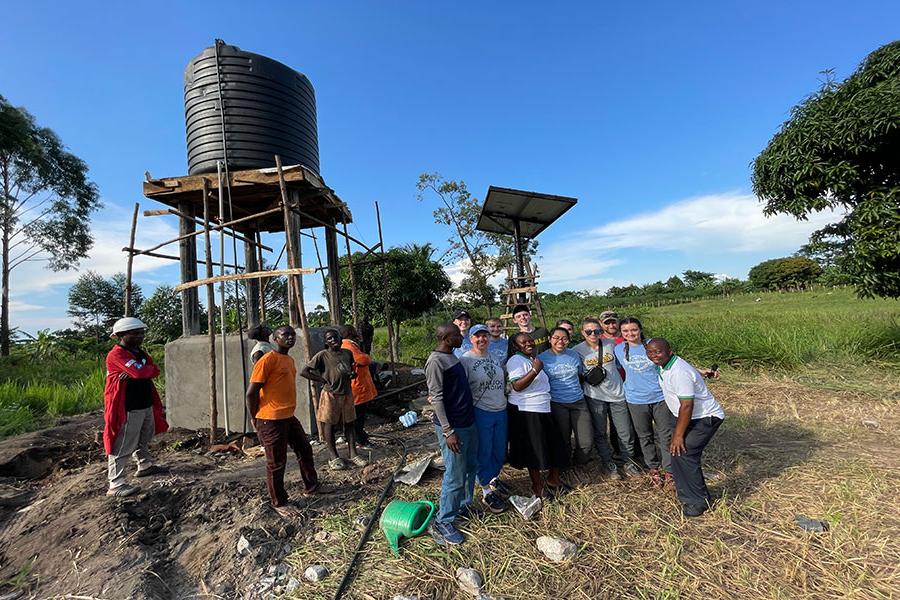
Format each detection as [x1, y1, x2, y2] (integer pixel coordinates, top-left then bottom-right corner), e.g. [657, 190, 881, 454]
[391, 318, 401, 363]
[1, 164, 10, 357]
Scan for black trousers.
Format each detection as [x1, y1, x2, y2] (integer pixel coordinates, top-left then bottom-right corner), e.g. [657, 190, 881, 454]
[670, 416, 722, 507]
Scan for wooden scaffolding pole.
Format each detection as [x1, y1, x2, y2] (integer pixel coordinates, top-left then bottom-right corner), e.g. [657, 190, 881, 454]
[202, 179, 218, 444]
[343, 221, 359, 329]
[173, 267, 316, 292]
[124, 202, 139, 316]
[375, 201, 396, 369]
[275, 155, 310, 334]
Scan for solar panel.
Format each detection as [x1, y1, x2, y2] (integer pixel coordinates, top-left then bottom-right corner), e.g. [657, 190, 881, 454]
[476, 186, 577, 239]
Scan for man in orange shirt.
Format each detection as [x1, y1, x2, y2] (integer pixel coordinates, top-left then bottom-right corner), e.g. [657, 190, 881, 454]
[247, 325, 319, 517]
[340, 325, 378, 451]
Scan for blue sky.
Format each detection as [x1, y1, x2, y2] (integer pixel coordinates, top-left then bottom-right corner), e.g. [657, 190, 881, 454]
[2, 1, 897, 332]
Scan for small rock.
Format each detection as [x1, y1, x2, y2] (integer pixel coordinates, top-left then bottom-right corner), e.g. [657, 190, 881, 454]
[314, 530, 331, 543]
[304, 564, 328, 582]
[509, 495, 542, 520]
[283, 577, 300, 595]
[455, 567, 484, 596]
[236, 535, 251, 556]
[267, 562, 290, 579]
[256, 575, 276, 593]
[862, 419, 880, 429]
[536, 535, 578, 562]
[354, 515, 370, 530]
[794, 515, 829, 533]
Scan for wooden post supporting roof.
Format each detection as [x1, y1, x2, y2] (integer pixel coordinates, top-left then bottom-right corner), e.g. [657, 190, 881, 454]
[178, 200, 202, 335]
[324, 225, 342, 325]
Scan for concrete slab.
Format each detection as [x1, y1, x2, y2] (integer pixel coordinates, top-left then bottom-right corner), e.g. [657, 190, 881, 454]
[165, 328, 330, 434]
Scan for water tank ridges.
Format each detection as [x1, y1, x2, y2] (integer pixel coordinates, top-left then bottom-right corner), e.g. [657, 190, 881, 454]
[184, 43, 320, 176]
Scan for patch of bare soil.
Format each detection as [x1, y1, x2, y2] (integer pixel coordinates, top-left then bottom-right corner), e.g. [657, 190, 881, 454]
[0, 385, 432, 600]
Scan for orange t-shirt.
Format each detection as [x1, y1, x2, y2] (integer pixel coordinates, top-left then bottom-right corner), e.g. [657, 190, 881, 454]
[250, 351, 297, 420]
[341, 339, 377, 405]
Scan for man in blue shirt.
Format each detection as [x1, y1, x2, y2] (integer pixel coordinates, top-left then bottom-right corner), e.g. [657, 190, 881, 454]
[425, 323, 478, 546]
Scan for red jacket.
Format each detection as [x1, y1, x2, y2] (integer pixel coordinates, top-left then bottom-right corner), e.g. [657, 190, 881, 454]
[103, 344, 169, 454]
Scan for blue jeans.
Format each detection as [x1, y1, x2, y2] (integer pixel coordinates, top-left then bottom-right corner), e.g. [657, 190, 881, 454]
[474, 407, 507, 487]
[434, 423, 478, 525]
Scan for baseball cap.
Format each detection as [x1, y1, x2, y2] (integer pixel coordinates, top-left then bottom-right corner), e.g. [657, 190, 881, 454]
[112, 316, 147, 335]
[453, 310, 471, 320]
[512, 304, 531, 316]
[468, 324, 489, 337]
[599, 310, 618, 323]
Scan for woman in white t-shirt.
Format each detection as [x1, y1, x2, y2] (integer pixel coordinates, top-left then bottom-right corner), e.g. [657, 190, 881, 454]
[506, 332, 569, 499]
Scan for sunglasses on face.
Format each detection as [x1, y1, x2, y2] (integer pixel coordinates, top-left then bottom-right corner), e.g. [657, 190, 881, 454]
[583, 329, 602, 335]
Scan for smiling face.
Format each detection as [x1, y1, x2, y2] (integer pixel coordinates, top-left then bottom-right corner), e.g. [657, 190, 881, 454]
[486, 320, 503, 339]
[453, 316, 471, 333]
[513, 310, 532, 330]
[602, 318, 619, 337]
[513, 333, 535, 357]
[471, 331, 489, 352]
[549, 328, 570, 353]
[645, 339, 672, 366]
[620, 322, 642, 344]
[323, 330, 342, 351]
[582, 320, 602, 345]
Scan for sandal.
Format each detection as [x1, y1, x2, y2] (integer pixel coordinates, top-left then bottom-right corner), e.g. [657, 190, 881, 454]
[328, 458, 347, 471]
[350, 455, 368, 467]
[302, 482, 321, 497]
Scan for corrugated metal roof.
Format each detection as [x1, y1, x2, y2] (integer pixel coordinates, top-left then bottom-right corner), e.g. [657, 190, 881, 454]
[476, 186, 577, 239]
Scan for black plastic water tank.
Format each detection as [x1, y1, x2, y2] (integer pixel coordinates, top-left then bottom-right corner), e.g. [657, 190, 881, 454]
[184, 42, 320, 175]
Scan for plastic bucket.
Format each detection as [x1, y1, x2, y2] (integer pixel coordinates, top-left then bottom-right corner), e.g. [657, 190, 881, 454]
[380, 499, 435, 555]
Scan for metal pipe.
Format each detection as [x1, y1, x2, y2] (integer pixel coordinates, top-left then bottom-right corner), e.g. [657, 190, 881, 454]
[217, 161, 230, 435]
[512, 218, 526, 304]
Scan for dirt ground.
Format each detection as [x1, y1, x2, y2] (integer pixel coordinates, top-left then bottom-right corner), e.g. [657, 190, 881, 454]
[1, 370, 898, 600]
[0, 385, 432, 600]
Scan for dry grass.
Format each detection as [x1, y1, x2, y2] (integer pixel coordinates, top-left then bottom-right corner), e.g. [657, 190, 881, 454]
[287, 367, 900, 600]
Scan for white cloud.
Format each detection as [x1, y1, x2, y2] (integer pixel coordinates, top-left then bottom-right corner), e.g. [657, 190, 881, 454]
[589, 192, 841, 253]
[534, 192, 841, 292]
[9, 202, 179, 294]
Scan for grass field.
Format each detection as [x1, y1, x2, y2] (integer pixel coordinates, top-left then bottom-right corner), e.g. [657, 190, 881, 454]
[292, 288, 899, 599]
[289, 367, 900, 600]
[374, 288, 899, 371]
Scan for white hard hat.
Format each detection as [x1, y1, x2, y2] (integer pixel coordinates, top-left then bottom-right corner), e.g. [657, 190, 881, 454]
[112, 316, 147, 335]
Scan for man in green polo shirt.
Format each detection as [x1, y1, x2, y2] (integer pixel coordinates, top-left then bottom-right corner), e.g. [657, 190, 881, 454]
[646, 338, 725, 517]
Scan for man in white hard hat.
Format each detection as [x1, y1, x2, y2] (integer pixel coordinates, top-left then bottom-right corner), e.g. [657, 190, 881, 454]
[103, 317, 169, 497]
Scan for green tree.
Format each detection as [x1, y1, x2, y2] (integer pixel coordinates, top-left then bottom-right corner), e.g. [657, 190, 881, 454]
[0, 96, 100, 355]
[665, 275, 685, 290]
[417, 173, 536, 315]
[139, 285, 183, 343]
[752, 42, 900, 298]
[748, 256, 822, 291]
[333, 243, 451, 358]
[67, 271, 142, 340]
[683, 270, 716, 289]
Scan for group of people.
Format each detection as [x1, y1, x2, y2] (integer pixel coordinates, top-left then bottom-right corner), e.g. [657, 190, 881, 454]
[425, 304, 725, 546]
[101, 303, 725, 538]
[102, 316, 379, 519]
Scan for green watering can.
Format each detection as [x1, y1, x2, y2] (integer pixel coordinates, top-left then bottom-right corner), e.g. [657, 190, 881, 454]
[380, 499, 435, 555]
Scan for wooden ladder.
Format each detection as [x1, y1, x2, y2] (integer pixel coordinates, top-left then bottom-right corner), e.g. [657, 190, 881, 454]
[500, 260, 547, 331]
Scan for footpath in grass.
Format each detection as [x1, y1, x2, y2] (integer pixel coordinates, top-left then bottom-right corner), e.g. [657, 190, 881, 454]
[289, 368, 899, 600]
